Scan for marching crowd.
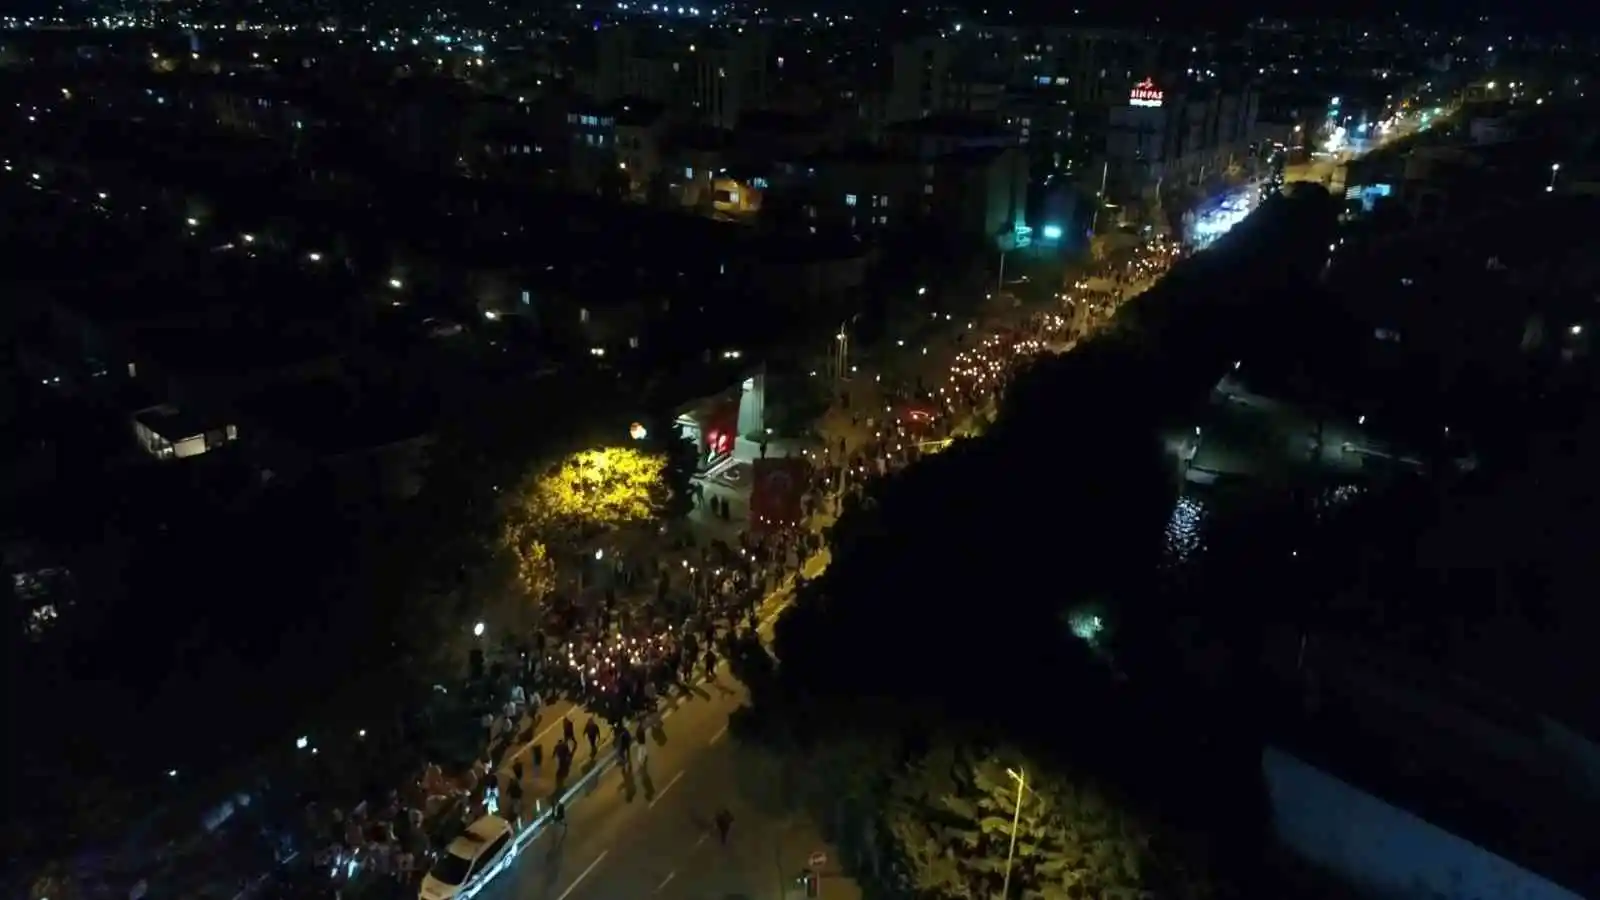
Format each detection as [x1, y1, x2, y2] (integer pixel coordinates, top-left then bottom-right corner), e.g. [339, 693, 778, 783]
[285, 238, 1185, 898]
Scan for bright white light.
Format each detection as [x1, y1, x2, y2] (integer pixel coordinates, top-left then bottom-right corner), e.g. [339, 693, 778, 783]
[307, 251, 322, 262]
[1042, 224, 1063, 240]
[473, 621, 485, 637]
[388, 278, 403, 289]
[295, 736, 309, 749]
[241, 233, 255, 243]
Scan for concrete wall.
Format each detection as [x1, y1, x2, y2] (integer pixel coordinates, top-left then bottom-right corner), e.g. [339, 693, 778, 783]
[1263, 746, 1583, 900]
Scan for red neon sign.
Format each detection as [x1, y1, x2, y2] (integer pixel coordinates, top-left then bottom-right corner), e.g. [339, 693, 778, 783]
[1130, 78, 1164, 107]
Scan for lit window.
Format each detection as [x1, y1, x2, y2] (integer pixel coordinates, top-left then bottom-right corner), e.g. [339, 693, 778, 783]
[924, 183, 934, 195]
[879, 195, 889, 208]
[845, 193, 857, 206]
[685, 166, 695, 179]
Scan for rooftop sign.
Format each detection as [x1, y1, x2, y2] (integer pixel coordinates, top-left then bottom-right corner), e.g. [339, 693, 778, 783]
[1130, 78, 1164, 108]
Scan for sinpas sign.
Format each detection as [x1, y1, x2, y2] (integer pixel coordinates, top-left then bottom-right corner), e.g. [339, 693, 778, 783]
[1130, 78, 1164, 108]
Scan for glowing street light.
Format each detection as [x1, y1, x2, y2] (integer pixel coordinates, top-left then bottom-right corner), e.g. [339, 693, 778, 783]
[473, 621, 485, 637]
[1000, 767, 1030, 899]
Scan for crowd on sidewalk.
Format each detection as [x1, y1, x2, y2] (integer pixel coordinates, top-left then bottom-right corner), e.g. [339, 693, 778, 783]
[220, 238, 1187, 900]
[275, 523, 825, 898]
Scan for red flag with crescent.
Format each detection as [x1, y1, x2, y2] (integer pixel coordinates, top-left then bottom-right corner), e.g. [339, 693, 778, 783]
[748, 457, 811, 533]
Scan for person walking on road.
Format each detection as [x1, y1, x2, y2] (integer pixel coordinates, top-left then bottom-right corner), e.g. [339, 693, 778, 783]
[584, 718, 601, 756]
[615, 726, 632, 770]
[714, 808, 733, 845]
[563, 715, 576, 748]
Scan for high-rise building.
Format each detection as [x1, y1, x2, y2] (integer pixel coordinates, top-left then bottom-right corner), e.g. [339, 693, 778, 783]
[591, 25, 769, 130]
[887, 37, 953, 123]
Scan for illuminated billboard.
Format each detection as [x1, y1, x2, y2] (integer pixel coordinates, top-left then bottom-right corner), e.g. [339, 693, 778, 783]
[1129, 78, 1164, 108]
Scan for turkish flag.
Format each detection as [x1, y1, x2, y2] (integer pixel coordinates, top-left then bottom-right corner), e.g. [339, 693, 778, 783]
[748, 457, 811, 533]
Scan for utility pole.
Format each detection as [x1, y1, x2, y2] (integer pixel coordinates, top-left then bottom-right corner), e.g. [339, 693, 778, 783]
[834, 324, 849, 385]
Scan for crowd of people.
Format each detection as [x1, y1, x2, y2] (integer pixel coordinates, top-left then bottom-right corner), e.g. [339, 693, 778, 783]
[279, 238, 1186, 899]
[282, 524, 824, 897]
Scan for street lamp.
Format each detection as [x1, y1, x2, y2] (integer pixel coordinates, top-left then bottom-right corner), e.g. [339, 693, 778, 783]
[1000, 767, 1027, 899]
[473, 621, 485, 638]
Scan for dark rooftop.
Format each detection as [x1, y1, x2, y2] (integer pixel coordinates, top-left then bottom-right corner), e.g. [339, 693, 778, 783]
[236, 379, 435, 457]
[737, 109, 830, 134]
[603, 96, 667, 127]
[134, 321, 342, 376]
[886, 113, 1008, 139]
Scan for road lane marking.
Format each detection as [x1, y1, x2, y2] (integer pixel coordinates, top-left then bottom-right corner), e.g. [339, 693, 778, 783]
[707, 723, 728, 745]
[649, 770, 685, 808]
[555, 850, 608, 900]
[694, 834, 708, 848]
[654, 871, 676, 893]
[531, 713, 568, 746]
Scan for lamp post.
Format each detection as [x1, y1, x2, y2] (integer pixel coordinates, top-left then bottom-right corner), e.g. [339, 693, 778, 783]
[1000, 767, 1027, 899]
[1087, 159, 1111, 238]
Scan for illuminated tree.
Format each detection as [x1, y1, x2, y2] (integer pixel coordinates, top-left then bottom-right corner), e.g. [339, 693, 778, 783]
[499, 517, 557, 604]
[524, 446, 671, 540]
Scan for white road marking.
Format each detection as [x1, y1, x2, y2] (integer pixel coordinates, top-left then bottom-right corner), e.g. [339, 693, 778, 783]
[707, 723, 728, 745]
[649, 770, 685, 808]
[531, 713, 568, 745]
[694, 833, 708, 848]
[654, 871, 677, 893]
[555, 850, 608, 900]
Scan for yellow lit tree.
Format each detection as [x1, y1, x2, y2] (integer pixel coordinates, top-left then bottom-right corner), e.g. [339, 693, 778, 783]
[491, 445, 671, 613]
[525, 447, 670, 540]
[499, 516, 557, 603]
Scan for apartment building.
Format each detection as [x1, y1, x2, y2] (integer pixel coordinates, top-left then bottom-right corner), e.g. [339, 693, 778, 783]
[588, 24, 770, 130]
[1100, 76, 1260, 214]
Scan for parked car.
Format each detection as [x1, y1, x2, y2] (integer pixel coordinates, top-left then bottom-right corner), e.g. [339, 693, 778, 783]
[418, 814, 515, 900]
